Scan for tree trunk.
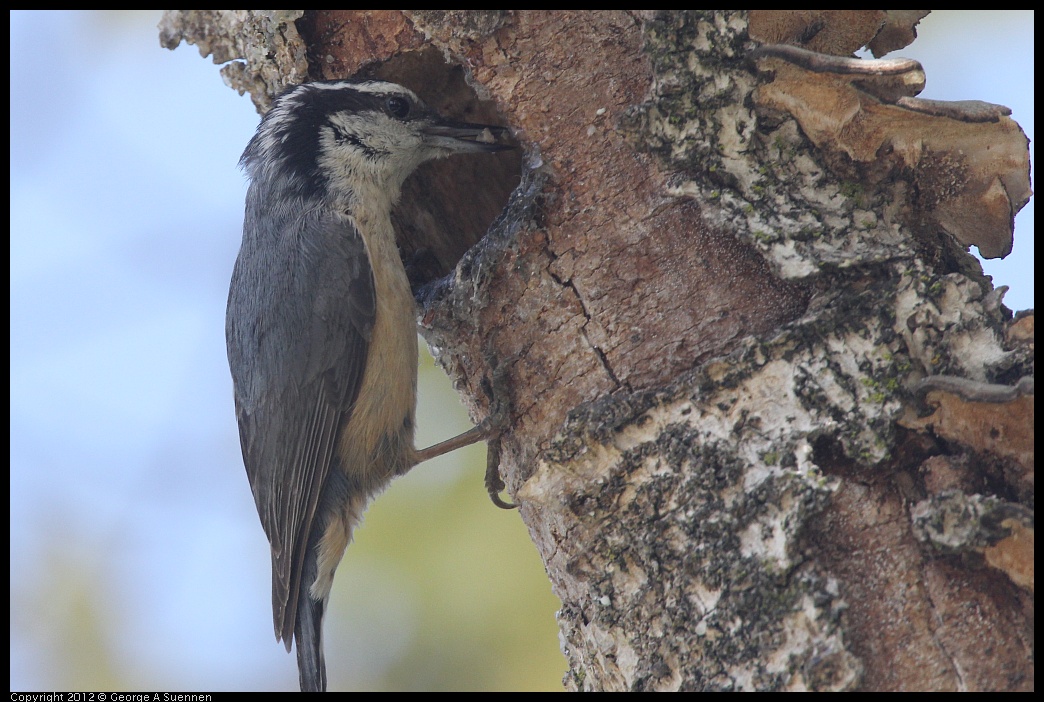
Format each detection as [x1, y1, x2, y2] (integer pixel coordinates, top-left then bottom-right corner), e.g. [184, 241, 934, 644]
[162, 10, 1033, 691]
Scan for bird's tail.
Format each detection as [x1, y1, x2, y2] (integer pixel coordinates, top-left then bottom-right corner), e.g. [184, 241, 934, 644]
[294, 518, 329, 692]
[293, 483, 368, 691]
[295, 577, 327, 692]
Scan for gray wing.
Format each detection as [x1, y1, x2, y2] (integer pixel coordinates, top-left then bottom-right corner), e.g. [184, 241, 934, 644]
[226, 206, 375, 645]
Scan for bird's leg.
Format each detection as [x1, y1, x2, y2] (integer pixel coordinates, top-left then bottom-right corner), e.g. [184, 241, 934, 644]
[413, 420, 496, 464]
[412, 402, 516, 509]
[412, 350, 518, 509]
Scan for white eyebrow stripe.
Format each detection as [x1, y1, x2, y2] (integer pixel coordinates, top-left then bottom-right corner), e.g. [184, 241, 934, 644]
[307, 80, 419, 101]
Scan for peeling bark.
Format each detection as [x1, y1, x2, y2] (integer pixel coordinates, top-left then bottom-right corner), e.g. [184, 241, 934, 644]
[164, 10, 1033, 691]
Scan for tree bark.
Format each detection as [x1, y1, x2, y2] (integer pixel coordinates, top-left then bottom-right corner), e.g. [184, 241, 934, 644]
[162, 10, 1033, 691]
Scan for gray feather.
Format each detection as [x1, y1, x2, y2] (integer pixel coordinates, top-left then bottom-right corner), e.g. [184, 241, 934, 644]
[226, 196, 374, 646]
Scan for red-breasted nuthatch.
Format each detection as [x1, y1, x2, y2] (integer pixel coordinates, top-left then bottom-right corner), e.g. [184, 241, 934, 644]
[226, 80, 511, 691]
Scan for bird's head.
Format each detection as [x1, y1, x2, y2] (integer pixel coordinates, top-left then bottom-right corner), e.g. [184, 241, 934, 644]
[241, 80, 512, 206]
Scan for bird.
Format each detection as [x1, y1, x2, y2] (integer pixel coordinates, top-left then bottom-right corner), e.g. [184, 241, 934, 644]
[225, 79, 512, 691]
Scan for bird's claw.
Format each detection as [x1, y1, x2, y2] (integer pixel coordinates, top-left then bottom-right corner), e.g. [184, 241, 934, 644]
[480, 351, 520, 509]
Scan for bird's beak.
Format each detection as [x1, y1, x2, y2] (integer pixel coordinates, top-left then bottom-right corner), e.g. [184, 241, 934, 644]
[422, 120, 514, 153]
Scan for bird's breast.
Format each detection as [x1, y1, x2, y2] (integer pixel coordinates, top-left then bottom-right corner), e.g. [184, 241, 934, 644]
[335, 213, 418, 490]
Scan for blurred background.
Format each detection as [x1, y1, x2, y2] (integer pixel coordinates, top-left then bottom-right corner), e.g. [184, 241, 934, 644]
[9, 10, 1033, 692]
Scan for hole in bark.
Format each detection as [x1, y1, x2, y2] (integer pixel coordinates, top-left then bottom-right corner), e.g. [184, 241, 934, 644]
[355, 47, 523, 290]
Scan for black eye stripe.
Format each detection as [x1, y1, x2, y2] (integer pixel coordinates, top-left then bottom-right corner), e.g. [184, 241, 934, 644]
[332, 127, 384, 159]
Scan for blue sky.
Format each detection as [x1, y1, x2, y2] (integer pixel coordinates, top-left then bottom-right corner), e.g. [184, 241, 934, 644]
[9, 10, 1033, 691]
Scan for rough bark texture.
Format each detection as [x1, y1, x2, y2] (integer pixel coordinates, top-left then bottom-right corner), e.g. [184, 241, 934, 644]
[163, 10, 1033, 691]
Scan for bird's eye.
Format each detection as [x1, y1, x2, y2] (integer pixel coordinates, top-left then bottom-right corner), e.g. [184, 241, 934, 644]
[385, 96, 410, 120]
